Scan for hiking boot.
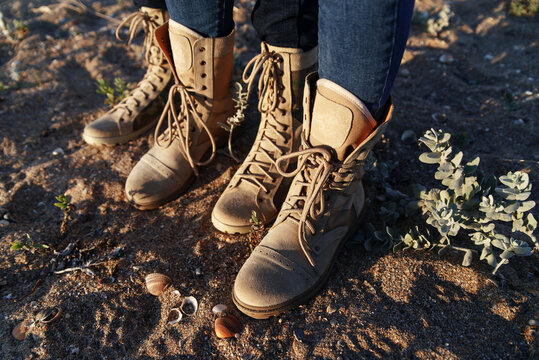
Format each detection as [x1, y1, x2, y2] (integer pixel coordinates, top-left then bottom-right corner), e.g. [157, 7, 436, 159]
[232, 73, 393, 318]
[211, 43, 317, 234]
[125, 20, 235, 209]
[83, 7, 172, 146]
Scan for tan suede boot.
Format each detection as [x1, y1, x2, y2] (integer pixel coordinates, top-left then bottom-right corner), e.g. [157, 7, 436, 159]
[83, 7, 172, 146]
[232, 73, 393, 318]
[211, 43, 317, 234]
[125, 20, 235, 209]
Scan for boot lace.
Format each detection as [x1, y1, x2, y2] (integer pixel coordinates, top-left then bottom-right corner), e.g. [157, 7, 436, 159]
[153, 83, 217, 175]
[109, 9, 168, 126]
[233, 44, 290, 193]
[275, 133, 361, 267]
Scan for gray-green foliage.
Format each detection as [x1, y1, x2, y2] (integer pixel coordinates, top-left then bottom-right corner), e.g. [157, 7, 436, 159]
[363, 128, 536, 274]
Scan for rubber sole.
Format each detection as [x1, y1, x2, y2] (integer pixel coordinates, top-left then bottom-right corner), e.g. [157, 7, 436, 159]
[82, 119, 158, 147]
[211, 211, 252, 234]
[232, 210, 365, 319]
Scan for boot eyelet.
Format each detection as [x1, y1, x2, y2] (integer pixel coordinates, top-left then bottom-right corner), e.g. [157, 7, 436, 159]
[201, 85, 207, 90]
[200, 61, 206, 65]
[280, 110, 286, 116]
[199, 47, 205, 52]
[201, 73, 207, 78]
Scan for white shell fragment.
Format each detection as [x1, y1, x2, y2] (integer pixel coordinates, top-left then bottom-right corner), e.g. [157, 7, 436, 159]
[212, 304, 228, 316]
[167, 308, 183, 325]
[180, 296, 198, 316]
[36, 307, 63, 324]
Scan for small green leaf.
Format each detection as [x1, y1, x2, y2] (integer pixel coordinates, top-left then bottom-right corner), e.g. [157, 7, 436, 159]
[419, 152, 442, 164]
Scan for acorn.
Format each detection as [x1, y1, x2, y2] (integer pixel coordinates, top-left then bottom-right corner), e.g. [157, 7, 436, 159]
[145, 273, 171, 296]
[214, 314, 242, 339]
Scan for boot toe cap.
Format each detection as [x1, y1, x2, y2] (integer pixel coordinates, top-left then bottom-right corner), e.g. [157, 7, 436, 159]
[233, 245, 315, 312]
[125, 154, 190, 208]
[212, 188, 260, 231]
[83, 115, 120, 139]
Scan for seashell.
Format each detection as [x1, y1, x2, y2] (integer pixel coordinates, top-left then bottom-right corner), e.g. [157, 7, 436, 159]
[212, 304, 228, 316]
[145, 273, 171, 296]
[12, 319, 29, 341]
[35, 307, 63, 324]
[215, 314, 242, 339]
[180, 296, 198, 316]
[167, 308, 182, 325]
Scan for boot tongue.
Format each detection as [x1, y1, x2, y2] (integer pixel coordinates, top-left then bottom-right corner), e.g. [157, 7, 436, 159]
[309, 79, 377, 161]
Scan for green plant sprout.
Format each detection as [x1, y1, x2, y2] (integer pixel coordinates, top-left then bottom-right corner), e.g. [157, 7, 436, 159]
[219, 82, 248, 162]
[54, 194, 74, 236]
[248, 210, 263, 251]
[363, 129, 536, 274]
[509, 0, 539, 17]
[11, 234, 49, 251]
[96, 78, 131, 106]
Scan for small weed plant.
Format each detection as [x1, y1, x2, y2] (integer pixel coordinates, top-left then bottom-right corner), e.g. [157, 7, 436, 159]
[11, 234, 49, 251]
[219, 82, 248, 162]
[509, 0, 539, 17]
[96, 78, 131, 106]
[54, 194, 73, 236]
[363, 129, 536, 274]
[248, 210, 264, 251]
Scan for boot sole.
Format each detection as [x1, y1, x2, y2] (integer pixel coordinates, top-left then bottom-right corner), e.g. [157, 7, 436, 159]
[82, 119, 158, 147]
[232, 209, 365, 319]
[211, 212, 278, 235]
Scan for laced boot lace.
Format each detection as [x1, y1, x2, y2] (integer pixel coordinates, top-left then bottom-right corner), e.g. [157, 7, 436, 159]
[153, 84, 217, 175]
[233, 44, 291, 193]
[275, 133, 364, 267]
[109, 9, 168, 124]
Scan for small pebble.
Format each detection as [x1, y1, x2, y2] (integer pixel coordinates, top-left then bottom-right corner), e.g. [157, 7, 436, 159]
[52, 148, 64, 156]
[400, 129, 417, 144]
[326, 304, 337, 314]
[513, 119, 525, 125]
[0, 220, 9, 226]
[484, 54, 494, 61]
[330, 319, 337, 326]
[293, 328, 304, 342]
[132, 265, 142, 271]
[195, 268, 202, 276]
[439, 54, 454, 64]
[529, 319, 538, 326]
[400, 68, 410, 76]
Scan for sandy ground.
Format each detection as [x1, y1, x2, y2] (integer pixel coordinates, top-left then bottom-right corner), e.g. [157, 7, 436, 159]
[0, 0, 538, 359]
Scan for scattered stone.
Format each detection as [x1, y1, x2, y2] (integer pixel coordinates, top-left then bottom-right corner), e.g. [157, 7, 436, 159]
[293, 328, 304, 342]
[52, 147, 64, 156]
[330, 319, 338, 326]
[326, 304, 337, 314]
[529, 319, 537, 326]
[484, 54, 494, 61]
[439, 54, 454, 64]
[400, 68, 410, 76]
[513, 118, 525, 125]
[400, 129, 417, 144]
[195, 268, 202, 276]
[132, 265, 142, 271]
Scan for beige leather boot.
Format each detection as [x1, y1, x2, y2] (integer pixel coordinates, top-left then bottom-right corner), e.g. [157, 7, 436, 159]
[232, 73, 393, 318]
[125, 20, 235, 209]
[83, 7, 172, 146]
[211, 43, 317, 234]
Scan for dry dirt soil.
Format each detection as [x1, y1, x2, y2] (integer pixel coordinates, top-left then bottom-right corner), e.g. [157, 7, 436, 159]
[0, 0, 538, 359]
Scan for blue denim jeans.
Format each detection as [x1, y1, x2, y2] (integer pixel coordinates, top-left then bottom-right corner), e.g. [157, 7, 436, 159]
[134, 0, 414, 114]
